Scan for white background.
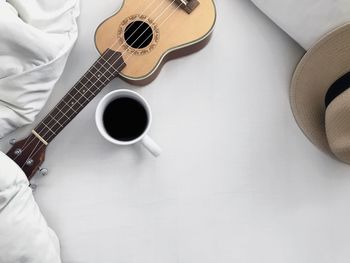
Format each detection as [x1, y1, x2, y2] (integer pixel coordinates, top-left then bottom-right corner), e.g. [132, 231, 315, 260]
[2, 0, 350, 262]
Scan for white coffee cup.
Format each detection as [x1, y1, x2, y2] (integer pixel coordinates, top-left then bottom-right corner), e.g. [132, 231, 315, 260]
[95, 89, 161, 157]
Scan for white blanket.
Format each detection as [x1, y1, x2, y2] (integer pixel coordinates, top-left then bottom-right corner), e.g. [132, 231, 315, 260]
[0, 0, 79, 138]
[0, 152, 61, 263]
[0, 1, 79, 261]
[251, 0, 350, 49]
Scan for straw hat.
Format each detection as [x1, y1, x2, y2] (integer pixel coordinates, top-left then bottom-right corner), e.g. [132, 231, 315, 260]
[291, 23, 350, 163]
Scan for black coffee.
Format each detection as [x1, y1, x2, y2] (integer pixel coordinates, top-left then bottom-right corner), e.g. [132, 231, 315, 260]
[103, 97, 148, 141]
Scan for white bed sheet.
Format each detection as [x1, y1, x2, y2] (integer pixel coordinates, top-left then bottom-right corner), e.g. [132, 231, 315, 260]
[2, 0, 350, 262]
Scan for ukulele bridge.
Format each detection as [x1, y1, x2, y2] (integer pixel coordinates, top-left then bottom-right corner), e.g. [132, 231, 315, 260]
[175, 0, 200, 14]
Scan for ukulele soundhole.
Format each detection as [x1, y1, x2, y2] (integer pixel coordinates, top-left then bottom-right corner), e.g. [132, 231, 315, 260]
[118, 15, 160, 55]
[124, 21, 153, 49]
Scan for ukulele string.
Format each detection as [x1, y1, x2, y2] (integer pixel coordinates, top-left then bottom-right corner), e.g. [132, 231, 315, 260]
[21, 1, 182, 168]
[23, 2, 183, 169]
[31, 0, 178, 148]
[14, 51, 111, 162]
[24, 0, 178, 150]
[35, 0, 168, 131]
[15, 0, 162, 161]
[17, 0, 176, 164]
[16, 0, 178, 162]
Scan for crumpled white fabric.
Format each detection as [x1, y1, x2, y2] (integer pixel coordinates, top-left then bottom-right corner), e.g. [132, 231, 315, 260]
[251, 0, 350, 49]
[0, 151, 61, 263]
[0, 0, 79, 138]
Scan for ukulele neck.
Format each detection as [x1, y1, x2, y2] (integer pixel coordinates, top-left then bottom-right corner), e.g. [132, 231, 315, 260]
[32, 49, 126, 145]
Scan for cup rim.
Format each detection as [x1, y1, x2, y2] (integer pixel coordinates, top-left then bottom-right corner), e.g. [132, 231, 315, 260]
[95, 89, 152, 145]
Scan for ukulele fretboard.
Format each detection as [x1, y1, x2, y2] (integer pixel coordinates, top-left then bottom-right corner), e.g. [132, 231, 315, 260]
[33, 49, 126, 144]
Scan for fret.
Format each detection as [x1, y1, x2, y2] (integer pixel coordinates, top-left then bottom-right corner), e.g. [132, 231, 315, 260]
[78, 76, 101, 94]
[36, 108, 72, 142]
[42, 122, 57, 135]
[33, 49, 126, 143]
[98, 56, 119, 70]
[36, 100, 76, 142]
[68, 85, 87, 102]
[33, 123, 56, 143]
[57, 102, 78, 121]
[51, 118, 64, 128]
[72, 84, 91, 101]
[84, 70, 111, 86]
[94, 62, 117, 76]
[66, 95, 83, 108]
[66, 92, 85, 108]
[60, 100, 78, 115]
[74, 80, 96, 97]
[45, 115, 66, 134]
[81, 72, 107, 89]
[55, 105, 74, 121]
[44, 115, 64, 130]
[58, 99, 79, 116]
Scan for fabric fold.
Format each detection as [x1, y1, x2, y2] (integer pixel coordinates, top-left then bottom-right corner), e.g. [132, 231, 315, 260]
[0, 151, 61, 263]
[0, 0, 79, 138]
[250, 0, 350, 49]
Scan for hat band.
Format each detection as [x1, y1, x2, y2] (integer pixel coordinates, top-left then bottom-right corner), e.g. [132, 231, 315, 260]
[325, 71, 350, 108]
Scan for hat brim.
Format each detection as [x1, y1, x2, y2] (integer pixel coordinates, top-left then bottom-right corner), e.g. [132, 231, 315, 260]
[291, 23, 350, 154]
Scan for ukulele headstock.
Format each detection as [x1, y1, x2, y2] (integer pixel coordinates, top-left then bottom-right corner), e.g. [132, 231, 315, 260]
[7, 135, 47, 181]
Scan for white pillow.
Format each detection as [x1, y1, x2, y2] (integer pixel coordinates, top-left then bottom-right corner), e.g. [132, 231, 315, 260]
[0, 0, 79, 138]
[0, 151, 61, 263]
[250, 0, 350, 49]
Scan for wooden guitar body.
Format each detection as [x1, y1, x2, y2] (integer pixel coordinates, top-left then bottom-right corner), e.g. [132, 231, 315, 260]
[95, 0, 216, 85]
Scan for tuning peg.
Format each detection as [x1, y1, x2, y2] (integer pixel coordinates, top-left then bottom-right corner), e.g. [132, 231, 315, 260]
[14, 148, 22, 156]
[9, 139, 16, 145]
[26, 159, 34, 166]
[39, 168, 48, 176]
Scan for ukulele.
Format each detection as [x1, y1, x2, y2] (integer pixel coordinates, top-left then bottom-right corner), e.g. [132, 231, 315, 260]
[6, 0, 217, 181]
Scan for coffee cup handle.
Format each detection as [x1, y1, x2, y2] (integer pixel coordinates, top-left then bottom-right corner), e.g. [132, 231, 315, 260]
[141, 135, 162, 157]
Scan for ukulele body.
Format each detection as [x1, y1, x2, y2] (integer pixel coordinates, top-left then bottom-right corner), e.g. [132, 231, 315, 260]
[7, 0, 216, 181]
[95, 0, 216, 85]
